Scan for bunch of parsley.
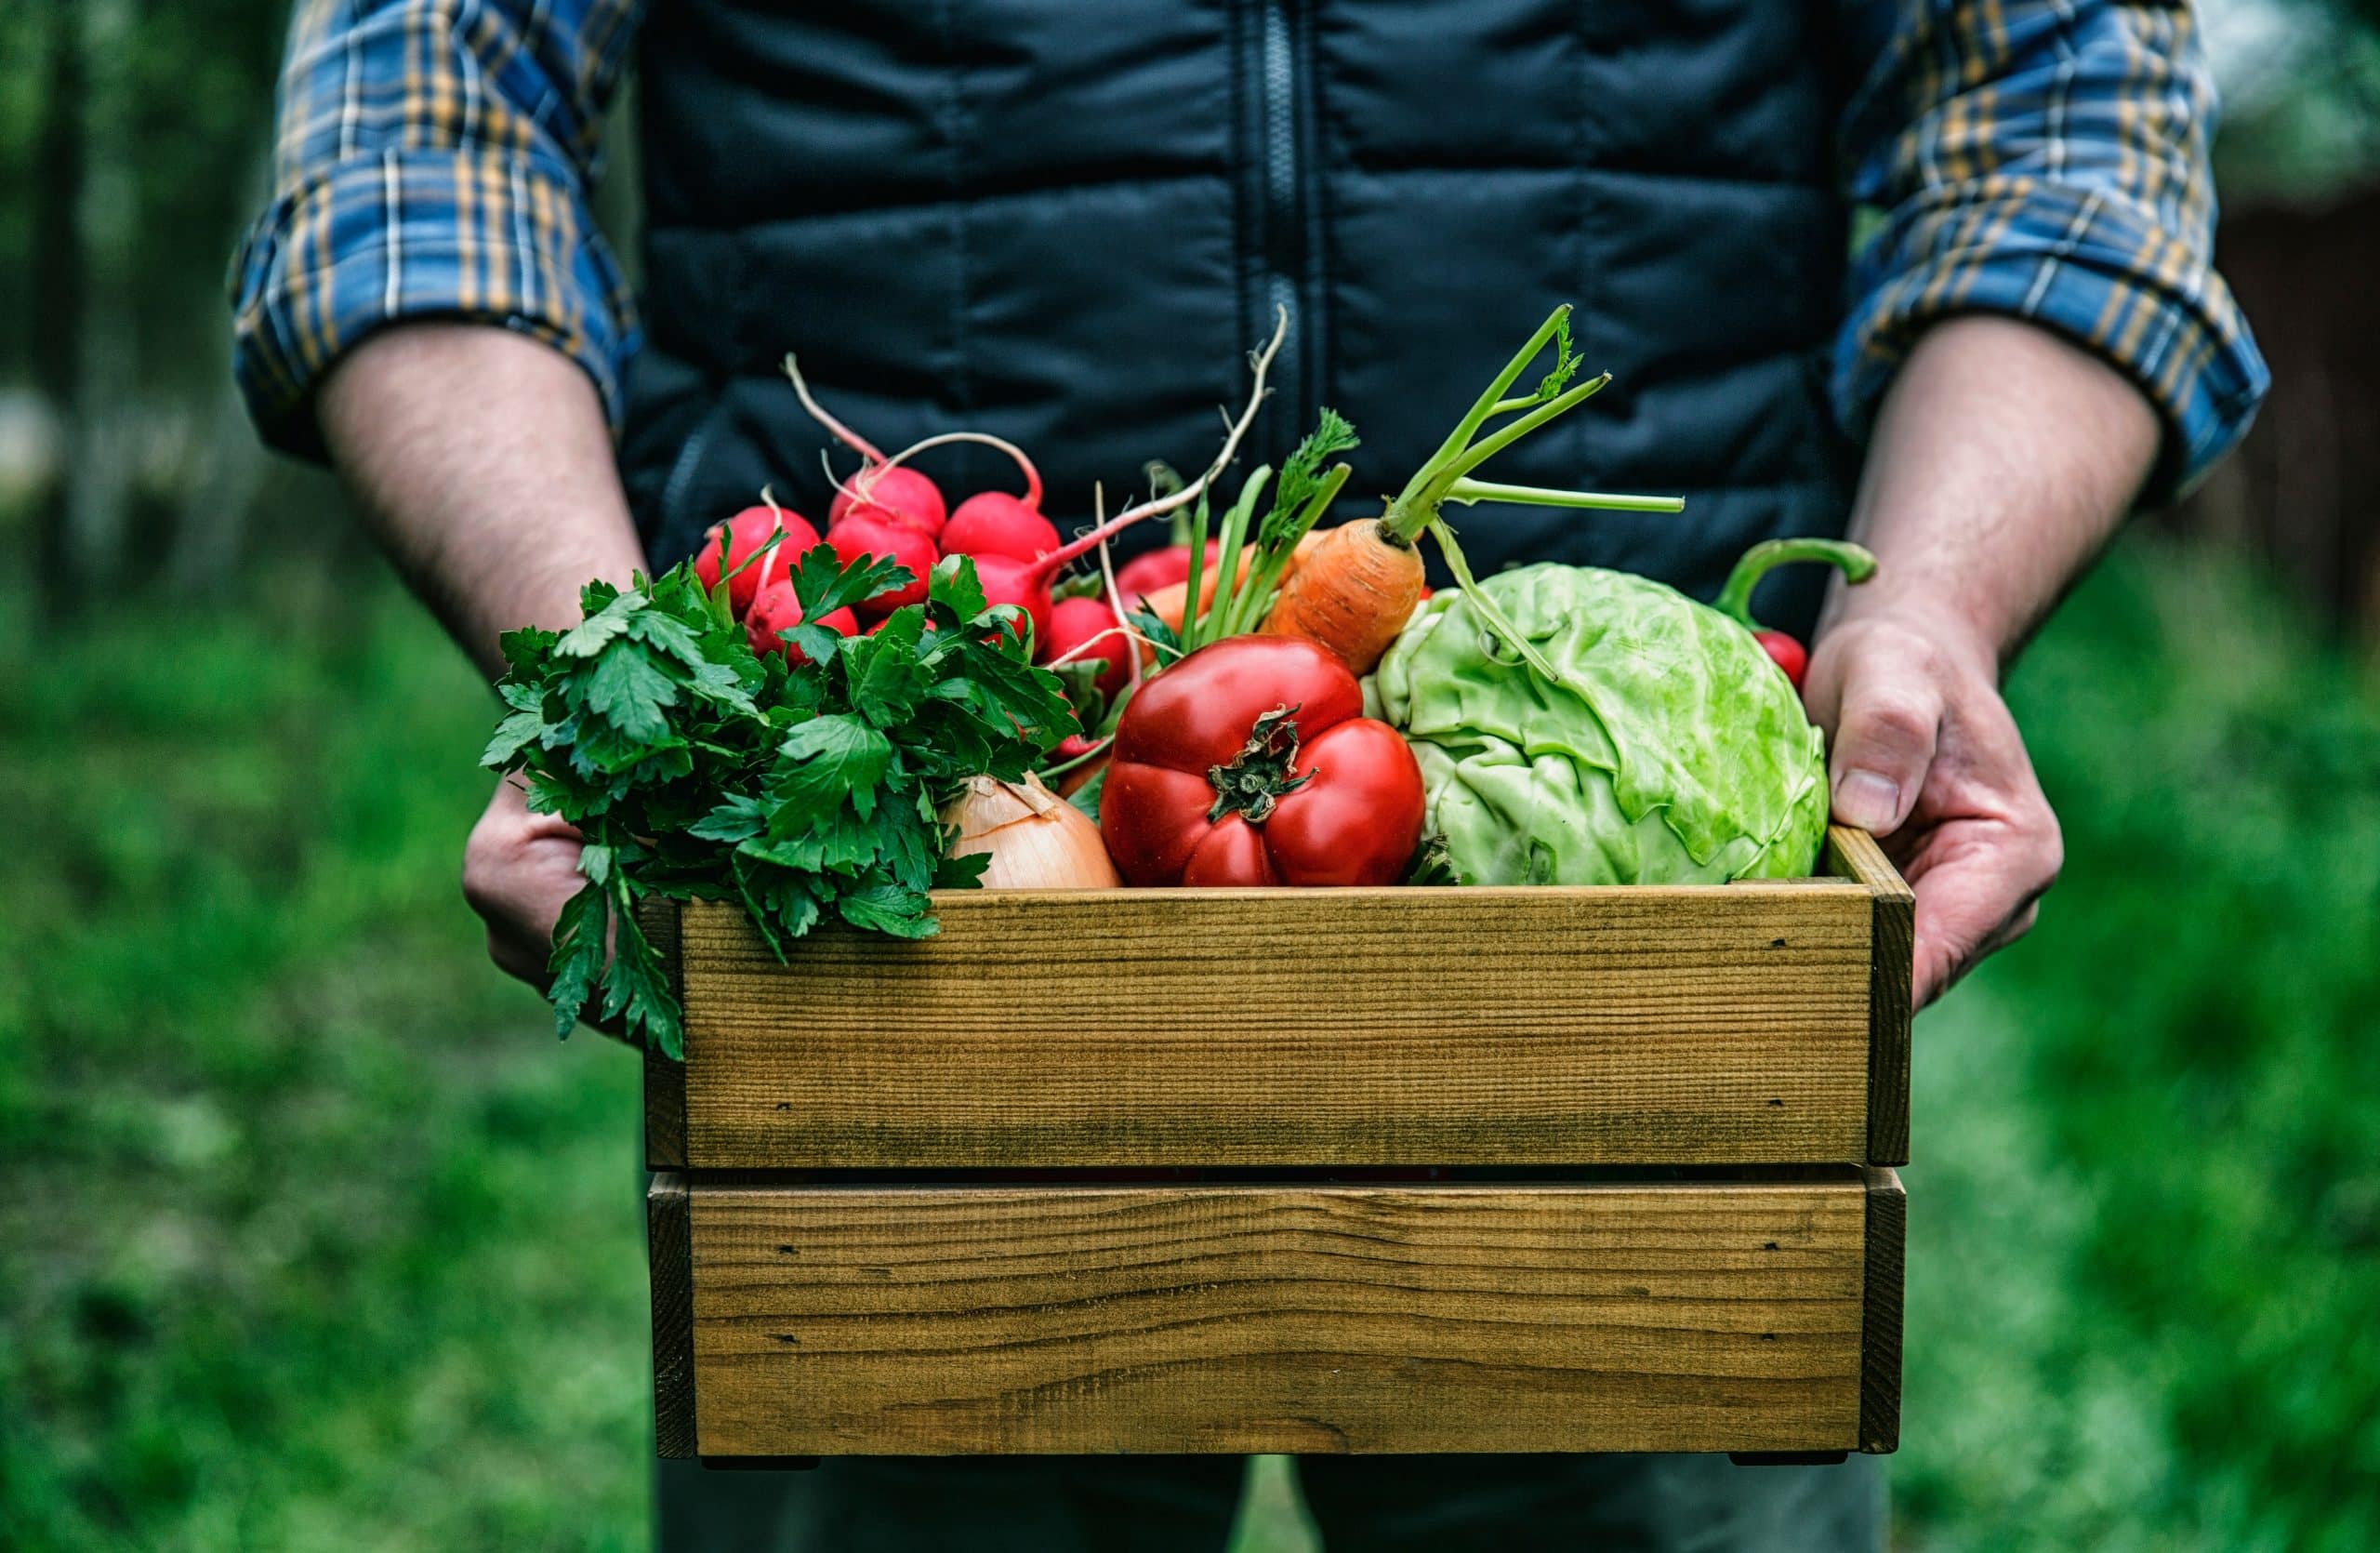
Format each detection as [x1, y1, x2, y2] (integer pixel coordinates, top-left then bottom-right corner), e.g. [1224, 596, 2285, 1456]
[483, 547, 1076, 1057]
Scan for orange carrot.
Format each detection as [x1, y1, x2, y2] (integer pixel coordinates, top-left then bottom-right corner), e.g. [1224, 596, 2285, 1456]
[1262, 520, 1424, 671]
[1261, 305, 1682, 674]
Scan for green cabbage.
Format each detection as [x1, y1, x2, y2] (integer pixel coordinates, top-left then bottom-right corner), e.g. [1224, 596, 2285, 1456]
[1374, 563, 1829, 885]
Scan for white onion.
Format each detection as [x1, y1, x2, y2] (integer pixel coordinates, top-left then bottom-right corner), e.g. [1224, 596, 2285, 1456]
[939, 773, 1120, 888]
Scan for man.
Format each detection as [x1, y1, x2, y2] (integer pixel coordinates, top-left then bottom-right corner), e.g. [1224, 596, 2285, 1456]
[233, 2, 2264, 1547]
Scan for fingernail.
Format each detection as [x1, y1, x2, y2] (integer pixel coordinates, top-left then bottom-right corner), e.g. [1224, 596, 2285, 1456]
[1834, 769, 1901, 832]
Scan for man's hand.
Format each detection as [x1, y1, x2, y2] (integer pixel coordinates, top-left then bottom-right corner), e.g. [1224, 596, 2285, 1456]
[318, 325, 643, 1000]
[462, 778, 588, 991]
[1814, 316, 2161, 1007]
[1803, 612, 2060, 1004]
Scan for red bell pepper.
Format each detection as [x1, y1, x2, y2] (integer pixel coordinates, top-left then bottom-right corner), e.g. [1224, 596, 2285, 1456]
[1099, 637, 1424, 886]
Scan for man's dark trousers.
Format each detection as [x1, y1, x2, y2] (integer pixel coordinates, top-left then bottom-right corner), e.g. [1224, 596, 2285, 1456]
[656, 1452, 1882, 1549]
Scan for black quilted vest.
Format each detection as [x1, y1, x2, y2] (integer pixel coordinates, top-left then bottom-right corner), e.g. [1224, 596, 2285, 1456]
[621, 0, 1858, 632]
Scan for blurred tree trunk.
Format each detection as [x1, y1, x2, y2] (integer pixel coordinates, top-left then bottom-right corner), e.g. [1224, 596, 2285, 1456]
[33, 0, 140, 613]
[2170, 186, 2380, 646]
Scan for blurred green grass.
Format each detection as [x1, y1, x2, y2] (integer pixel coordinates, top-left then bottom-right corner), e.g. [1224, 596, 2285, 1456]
[3, 538, 2376, 1550]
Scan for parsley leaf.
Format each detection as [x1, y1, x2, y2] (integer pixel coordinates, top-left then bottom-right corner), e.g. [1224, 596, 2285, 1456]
[486, 551, 1077, 1056]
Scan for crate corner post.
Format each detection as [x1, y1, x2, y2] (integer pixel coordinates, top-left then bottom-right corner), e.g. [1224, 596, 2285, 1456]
[648, 1170, 697, 1459]
[1826, 827, 1913, 1166]
[1860, 1165, 1906, 1455]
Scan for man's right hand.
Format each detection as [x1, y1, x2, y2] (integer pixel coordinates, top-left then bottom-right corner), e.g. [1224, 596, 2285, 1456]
[462, 778, 589, 992]
[316, 324, 646, 1011]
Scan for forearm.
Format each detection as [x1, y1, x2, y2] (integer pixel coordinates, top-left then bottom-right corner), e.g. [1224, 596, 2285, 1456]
[318, 325, 645, 678]
[1820, 315, 2161, 675]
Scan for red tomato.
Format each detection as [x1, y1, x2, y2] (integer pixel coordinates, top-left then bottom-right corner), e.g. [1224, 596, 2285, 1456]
[1113, 541, 1219, 603]
[1752, 630, 1808, 689]
[1099, 637, 1423, 887]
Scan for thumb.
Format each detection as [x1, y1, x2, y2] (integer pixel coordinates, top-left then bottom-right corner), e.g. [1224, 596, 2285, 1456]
[1821, 649, 1943, 837]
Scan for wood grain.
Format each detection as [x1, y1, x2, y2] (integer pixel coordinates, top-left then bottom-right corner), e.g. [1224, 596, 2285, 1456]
[1825, 828, 1914, 1165]
[640, 901, 687, 1170]
[681, 1174, 1872, 1456]
[671, 883, 1876, 1169]
[648, 1172, 695, 1458]
[1860, 1167, 1905, 1454]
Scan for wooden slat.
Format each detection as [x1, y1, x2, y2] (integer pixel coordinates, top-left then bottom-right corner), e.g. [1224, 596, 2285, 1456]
[682, 1174, 1871, 1457]
[640, 901, 687, 1170]
[1825, 828, 1914, 1165]
[1859, 1166, 1905, 1454]
[648, 1173, 696, 1458]
[674, 883, 1875, 1168]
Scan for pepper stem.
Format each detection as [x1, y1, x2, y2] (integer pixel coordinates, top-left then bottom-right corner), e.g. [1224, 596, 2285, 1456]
[1205, 705, 1314, 824]
[1712, 538, 1880, 629]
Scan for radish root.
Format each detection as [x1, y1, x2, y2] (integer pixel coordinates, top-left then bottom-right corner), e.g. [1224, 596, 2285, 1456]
[782, 355, 889, 465]
[1028, 306, 1289, 579]
[872, 430, 1044, 511]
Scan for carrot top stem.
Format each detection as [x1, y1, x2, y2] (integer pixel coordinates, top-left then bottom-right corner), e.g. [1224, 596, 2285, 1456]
[1435, 373, 1611, 489]
[1443, 478, 1686, 513]
[1378, 305, 1670, 546]
[1190, 467, 1269, 649]
[1399, 304, 1575, 498]
[1223, 461, 1351, 638]
[1177, 490, 1210, 635]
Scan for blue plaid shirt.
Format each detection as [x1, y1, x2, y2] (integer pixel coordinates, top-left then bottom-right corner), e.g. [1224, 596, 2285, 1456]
[232, 0, 2268, 501]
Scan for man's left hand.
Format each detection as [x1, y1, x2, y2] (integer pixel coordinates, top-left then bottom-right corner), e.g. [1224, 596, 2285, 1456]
[1801, 607, 2062, 1008]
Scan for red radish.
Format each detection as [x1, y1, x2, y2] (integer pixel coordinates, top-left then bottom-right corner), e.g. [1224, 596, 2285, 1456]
[941, 452, 1055, 561]
[969, 554, 1055, 646]
[694, 499, 820, 618]
[1115, 540, 1219, 601]
[830, 463, 946, 539]
[827, 513, 938, 615]
[804, 306, 1289, 654]
[746, 580, 858, 664]
[1040, 595, 1143, 698]
[943, 492, 1061, 563]
[1050, 733, 1110, 798]
[807, 401, 1053, 563]
[779, 353, 950, 539]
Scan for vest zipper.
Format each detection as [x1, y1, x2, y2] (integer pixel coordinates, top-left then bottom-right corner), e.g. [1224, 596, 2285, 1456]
[1255, 0, 1311, 434]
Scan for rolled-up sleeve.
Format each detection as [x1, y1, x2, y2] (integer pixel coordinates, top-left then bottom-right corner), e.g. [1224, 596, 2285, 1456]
[1836, 0, 2269, 501]
[230, 0, 644, 458]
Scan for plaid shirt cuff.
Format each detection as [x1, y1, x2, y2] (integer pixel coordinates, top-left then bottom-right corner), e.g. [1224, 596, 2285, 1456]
[1835, 174, 2268, 505]
[230, 145, 637, 461]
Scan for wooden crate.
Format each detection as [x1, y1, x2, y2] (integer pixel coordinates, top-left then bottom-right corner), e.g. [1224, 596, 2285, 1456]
[645, 826, 1911, 1461]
